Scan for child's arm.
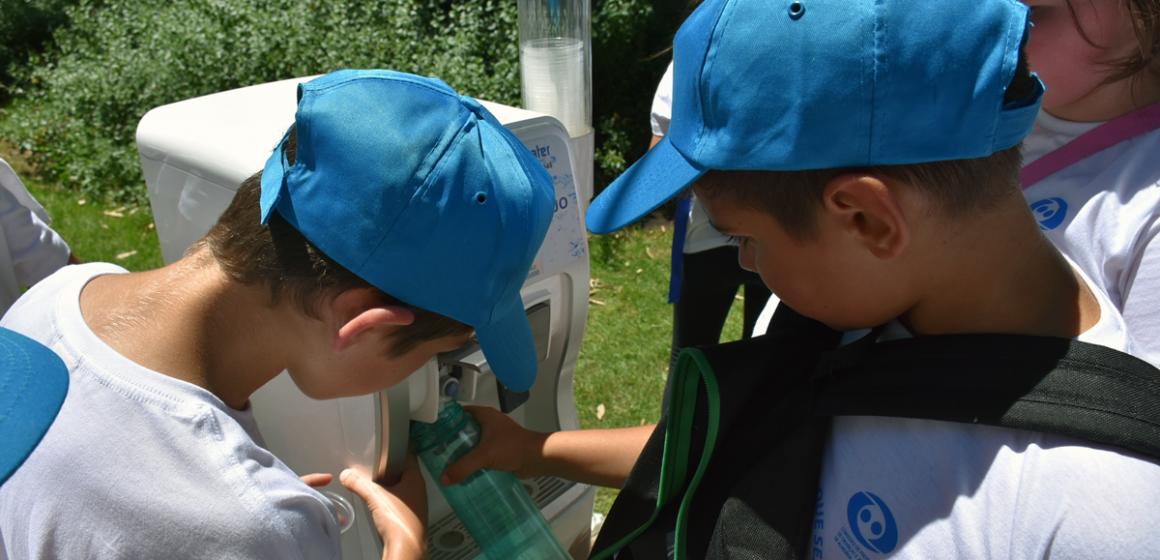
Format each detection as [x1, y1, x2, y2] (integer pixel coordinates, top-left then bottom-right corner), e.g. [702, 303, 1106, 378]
[439, 405, 654, 488]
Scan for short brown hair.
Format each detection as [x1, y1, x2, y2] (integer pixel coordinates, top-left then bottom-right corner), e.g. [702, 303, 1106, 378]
[192, 128, 473, 357]
[696, 48, 1034, 243]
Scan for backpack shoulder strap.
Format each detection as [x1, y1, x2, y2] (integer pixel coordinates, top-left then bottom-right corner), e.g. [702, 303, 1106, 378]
[588, 347, 722, 560]
[590, 318, 844, 560]
[812, 333, 1160, 458]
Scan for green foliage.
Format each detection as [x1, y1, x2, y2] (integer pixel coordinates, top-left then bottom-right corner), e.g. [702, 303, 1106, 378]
[1, 0, 687, 211]
[2, 0, 522, 204]
[0, 0, 77, 95]
[590, 0, 690, 196]
[593, 112, 631, 179]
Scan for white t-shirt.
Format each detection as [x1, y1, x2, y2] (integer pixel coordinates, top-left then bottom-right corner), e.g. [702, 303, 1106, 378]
[650, 61, 733, 255]
[1021, 109, 1160, 368]
[0, 158, 70, 314]
[811, 269, 1158, 559]
[0, 263, 341, 560]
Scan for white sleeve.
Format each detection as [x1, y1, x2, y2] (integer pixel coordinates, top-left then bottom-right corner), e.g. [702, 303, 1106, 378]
[0, 158, 52, 224]
[1122, 220, 1160, 367]
[0, 181, 70, 287]
[650, 61, 675, 137]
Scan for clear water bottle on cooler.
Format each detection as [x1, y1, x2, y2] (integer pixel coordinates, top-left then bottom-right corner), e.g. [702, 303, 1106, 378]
[517, 0, 594, 206]
[410, 400, 572, 559]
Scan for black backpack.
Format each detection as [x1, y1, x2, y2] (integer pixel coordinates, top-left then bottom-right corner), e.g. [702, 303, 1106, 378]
[589, 313, 1160, 560]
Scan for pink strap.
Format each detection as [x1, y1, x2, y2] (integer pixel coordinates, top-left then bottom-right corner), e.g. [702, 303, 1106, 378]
[1022, 102, 1160, 189]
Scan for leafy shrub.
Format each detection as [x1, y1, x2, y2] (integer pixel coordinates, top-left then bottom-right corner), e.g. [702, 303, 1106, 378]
[2, 0, 683, 206]
[591, 0, 690, 195]
[0, 0, 77, 96]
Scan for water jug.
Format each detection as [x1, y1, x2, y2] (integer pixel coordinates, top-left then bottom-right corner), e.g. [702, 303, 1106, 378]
[411, 401, 572, 559]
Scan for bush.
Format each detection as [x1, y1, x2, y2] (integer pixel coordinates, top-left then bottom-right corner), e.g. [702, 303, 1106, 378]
[1, 0, 684, 205]
[591, 0, 690, 195]
[0, 0, 77, 96]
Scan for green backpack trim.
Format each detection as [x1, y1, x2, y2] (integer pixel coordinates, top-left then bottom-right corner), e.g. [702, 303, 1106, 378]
[589, 348, 723, 560]
[671, 349, 722, 559]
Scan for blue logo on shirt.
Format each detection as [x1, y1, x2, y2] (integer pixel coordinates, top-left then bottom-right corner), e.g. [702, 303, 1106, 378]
[1030, 197, 1068, 231]
[847, 491, 898, 554]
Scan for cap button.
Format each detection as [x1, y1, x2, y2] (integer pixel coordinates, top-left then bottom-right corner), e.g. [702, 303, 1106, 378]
[460, 95, 484, 115]
[788, 1, 805, 19]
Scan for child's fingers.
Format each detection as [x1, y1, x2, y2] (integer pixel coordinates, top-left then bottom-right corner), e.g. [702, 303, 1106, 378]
[339, 469, 384, 505]
[299, 472, 333, 488]
[439, 446, 490, 487]
[462, 404, 507, 427]
[450, 405, 539, 484]
[340, 467, 428, 557]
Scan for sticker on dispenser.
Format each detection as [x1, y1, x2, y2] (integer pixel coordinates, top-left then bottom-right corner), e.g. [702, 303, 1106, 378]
[523, 131, 587, 278]
[529, 143, 557, 170]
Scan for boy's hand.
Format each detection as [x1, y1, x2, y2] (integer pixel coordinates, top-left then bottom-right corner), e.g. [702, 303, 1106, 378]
[439, 405, 549, 486]
[341, 452, 428, 560]
[299, 473, 333, 487]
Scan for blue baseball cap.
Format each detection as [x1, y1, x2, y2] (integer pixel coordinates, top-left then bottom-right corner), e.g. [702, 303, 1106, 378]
[260, 70, 555, 392]
[0, 327, 68, 484]
[587, 0, 1045, 234]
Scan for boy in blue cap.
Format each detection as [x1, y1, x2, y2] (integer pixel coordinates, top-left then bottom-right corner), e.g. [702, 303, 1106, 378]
[440, 0, 1160, 557]
[0, 70, 554, 560]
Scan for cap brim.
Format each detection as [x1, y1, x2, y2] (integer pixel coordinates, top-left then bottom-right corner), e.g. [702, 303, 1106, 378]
[475, 299, 539, 393]
[586, 135, 707, 235]
[0, 327, 68, 484]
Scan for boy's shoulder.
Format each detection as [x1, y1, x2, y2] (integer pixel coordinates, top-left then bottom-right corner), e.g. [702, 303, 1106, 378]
[0, 260, 343, 558]
[1, 377, 340, 560]
[1, 262, 125, 341]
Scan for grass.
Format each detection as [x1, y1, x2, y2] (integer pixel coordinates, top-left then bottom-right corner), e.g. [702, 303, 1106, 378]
[574, 224, 747, 516]
[1, 144, 748, 518]
[2, 142, 163, 272]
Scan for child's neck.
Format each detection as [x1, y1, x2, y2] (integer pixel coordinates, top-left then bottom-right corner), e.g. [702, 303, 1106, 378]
[898, 199, 1101, 339]
[79, 250, 304, 410]
[1047, 71, 1160, 122]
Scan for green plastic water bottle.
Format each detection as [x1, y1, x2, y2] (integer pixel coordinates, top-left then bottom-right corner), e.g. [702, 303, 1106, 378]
[411, 401, 572, 559]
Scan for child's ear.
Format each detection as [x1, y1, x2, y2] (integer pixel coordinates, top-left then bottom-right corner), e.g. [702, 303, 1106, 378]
[822, 173, 909, 260]
[329, 289, 415, 353]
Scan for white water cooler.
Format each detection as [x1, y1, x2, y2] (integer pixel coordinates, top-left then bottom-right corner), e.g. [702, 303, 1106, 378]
[137, 76, 595, 560]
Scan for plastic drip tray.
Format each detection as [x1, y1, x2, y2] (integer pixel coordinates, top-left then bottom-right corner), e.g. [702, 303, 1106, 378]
[428, 476, 581, 560]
